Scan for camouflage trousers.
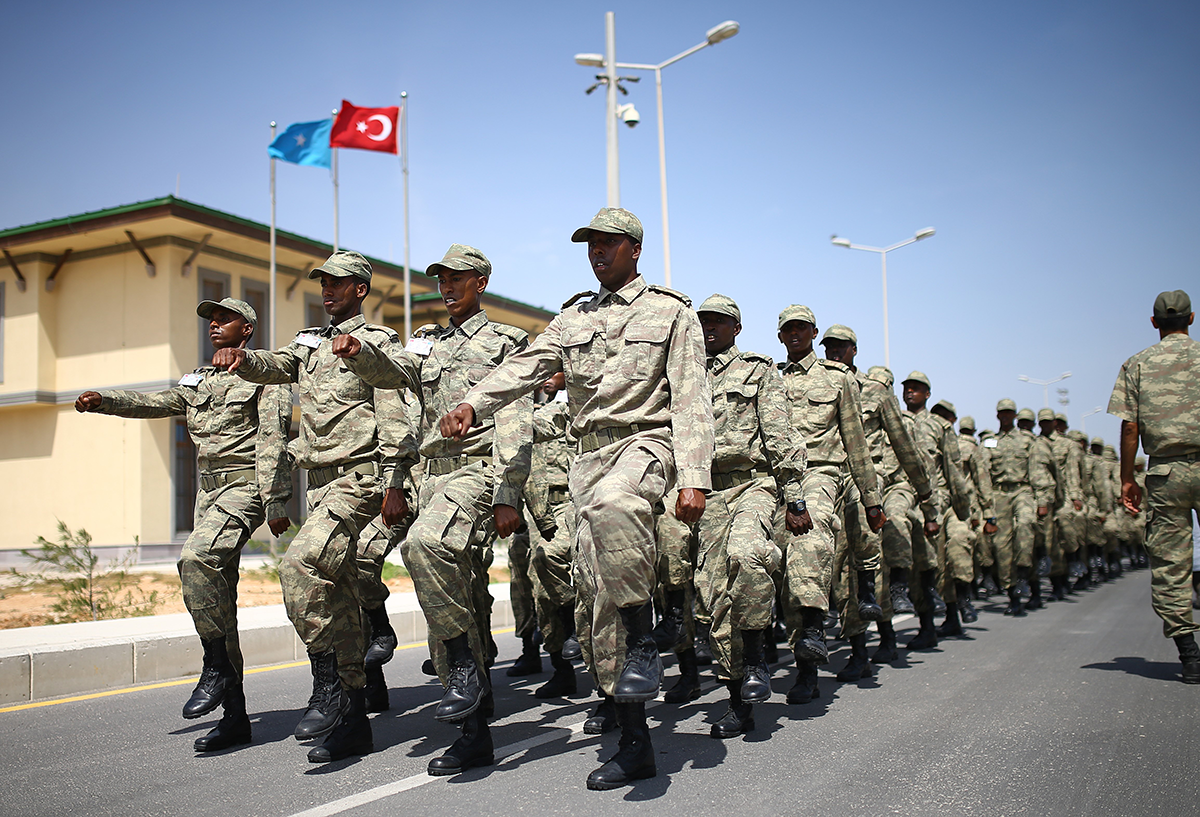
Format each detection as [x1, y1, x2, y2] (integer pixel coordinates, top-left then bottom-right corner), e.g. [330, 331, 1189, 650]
[1145, 460, 1200, 639]
[941, 507, 974, 600]
[402, 461, 497, 688]
[571, 429, 674, 697]
[656, 487, 698, 653]
[281, 471, 382, 690]
[880, 480, 924, 571]
[178, 480, 265, 681]
[1051, 504, 1085, 575]
[832, 476, 883, 638]
[508, 508, 537, 639]
[531, 496, 577, 653]
[695, 477, 780, 681]
[356, 508, 413, 612]
[1033, 504, 1055, 566]
[993, 484, 1035, 589]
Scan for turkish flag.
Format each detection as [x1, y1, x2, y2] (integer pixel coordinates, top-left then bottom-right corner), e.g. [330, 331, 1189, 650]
[330, 100, 399, 153]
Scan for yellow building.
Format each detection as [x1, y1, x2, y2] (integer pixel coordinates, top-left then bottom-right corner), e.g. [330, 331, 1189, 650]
[0, 196, 555, 564]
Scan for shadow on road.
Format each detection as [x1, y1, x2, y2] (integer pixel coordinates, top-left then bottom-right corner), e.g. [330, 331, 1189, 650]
[1082, 655, 1181, 683]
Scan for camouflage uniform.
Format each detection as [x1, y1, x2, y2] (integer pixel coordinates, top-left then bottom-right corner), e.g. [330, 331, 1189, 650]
[1084, 438, 1113, 553]
[93, 371, 291, 680]
[527, 398, 578, 654]
[973, 428, 1000, 576]
[344, 308, 532, 683]
[1049, 426, 1085, 577]
[907, 400, 971, 605]
[1109, 319, 1200, 639]
[696, 340, 805, 681]
[461, 274, 714, 696]
[956, 420, 995, 574]
[1031, 417, 1061, 575]
[986, 401, 1048, 591]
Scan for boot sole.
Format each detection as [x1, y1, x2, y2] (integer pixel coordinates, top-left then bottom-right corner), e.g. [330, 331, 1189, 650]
[194, 732, 252, 752]
[613, 690, 659, 703]
[711, 719, 755, 739]
[583, 720, 617, 735]
[794, 645, 829, 665]
[427, 753, 494, 776]
[434, 698, 483, 723]
[307, 742, 374, 763]
[663, 685, 702, 704]
[586, 765, 657, 790]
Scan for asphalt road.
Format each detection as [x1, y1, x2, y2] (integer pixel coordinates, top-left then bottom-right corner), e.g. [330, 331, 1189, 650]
[2, 570, 1196, 817]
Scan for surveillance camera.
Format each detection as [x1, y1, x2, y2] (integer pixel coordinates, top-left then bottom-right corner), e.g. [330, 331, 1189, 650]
[618, 103, 640, 128]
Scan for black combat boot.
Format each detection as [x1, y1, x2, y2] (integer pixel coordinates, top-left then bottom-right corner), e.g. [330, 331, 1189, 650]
[871, 620, 899, 664]
[693, 620, 715, 665]
[535, 650, 577, 699]
[559, 603, 582, 661]
[586, 702, 656, 790]
[583, 693, 617, 735]
[795, 607, 829, 664]
[857, 571, 884, 622]
[1003, 586, 1026, 617]
[936, 601, 963, 638]
[421, 657, 438, 676]
[889, 567, 916, 615]
[1026, 575, 1045, 610]
[363, 605, 398, 667]
[427, 708, 494, 776]
[980, 572, 1000, 598]
[836, 633, 874, 681]
[183, 638, 235, 719]
[436, 633, 487, 722]
[1050, 575, 1068, 602]
[957, 580, 978, 623]
[1014, 566, 1032, 600]
[614, 602, 662, 702]
[294, 651, 346, 739]
[1175, 634, 1200, 685]
[663, 647, 702, 703]
[308, 686, 373, 763]
[922, 569, 947, 616]
[907, 609, 939, 649]
[822, 607, 840, 632]
[364, 664, 389, 713]
[711, 679, 754, 739]
[786, 660, 820, 704]
[506, 630, 542, 677]
[739, 629, 772, 703]
[652, 587, 687, 653]
[194, 683, 251, 752]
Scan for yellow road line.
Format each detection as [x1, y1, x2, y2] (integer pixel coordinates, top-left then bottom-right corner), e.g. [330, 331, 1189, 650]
[0, 626, 517, 714]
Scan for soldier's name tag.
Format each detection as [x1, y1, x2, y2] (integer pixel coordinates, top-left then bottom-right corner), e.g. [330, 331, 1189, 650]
[983, 438, 998, 449]
[405, 337, 434, 357]
[554, 389, 568, 403]
[295, 333, 323, 349]
[178, 372, 204, 387]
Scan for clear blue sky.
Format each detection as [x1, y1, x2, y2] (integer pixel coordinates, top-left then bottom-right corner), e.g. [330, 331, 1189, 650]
[4, 1, 1198, 445]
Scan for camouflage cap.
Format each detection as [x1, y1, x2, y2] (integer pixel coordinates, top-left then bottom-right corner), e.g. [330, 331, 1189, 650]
[1054, 412, 1068, 424]
[778, 305, 816, 330]
[571, 207, 644, 244]
[428, 243, 492, 278]
[1037, 408, 1056, 422]
[980, 429, 996, 439]
[1067, 430, 1087, 443]
[867, 365, 894, 389]
[1153, 289, 1192, 319]
[310, 250, 372, 282]
[697, 293, 741, 323]
[1017, 408, 1036, 422]
[1103, 445, 1117, 460]
[820, 324, 857, 344]
[197, 297, 257, 330]
[933, 399, 957, 417]
[997, 398, 1017, 412]
[902, 370, 931, 390]
[1091, 436, 1105, 447]
[959, 415, 976, 432]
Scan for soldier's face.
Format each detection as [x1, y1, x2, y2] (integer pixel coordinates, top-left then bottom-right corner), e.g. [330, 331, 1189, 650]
[1091, 444, 1102, 455]
[207, 307, 253, 351]
[321, 274, 368, 320]
[1017, 419, 1035, 431]
[438, 270, 486, 324]
[902, 382, 929, 411]
[822, 339, 856, 367]
[998, 409, 1016, 430]
[1039, 419, 1055, 436]
[1055, 420, 1068, 434]
[586, 232, 640, 290]
[699, 312, 740, 355]
[778, 321, 817, 360]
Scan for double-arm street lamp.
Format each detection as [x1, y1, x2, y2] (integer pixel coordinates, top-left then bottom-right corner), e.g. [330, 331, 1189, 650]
[830, 228, 936, 369]
[576, 13, 739, 288]
[1081, 406, 1102, 434]
[1017, 372, 1072, 408]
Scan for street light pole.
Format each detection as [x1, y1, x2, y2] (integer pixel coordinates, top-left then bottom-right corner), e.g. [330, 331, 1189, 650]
[830, 228, 936, 369]
[604, 12, 619, 207]
[1017, 372, 1072, 408]
[1081, 406, 1102, 434]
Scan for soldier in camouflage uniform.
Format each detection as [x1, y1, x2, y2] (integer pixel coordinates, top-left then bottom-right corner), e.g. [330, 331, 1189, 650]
[1083, 436, 1114, 587]
[1108, 289, 1200, 683]
[334, 244, 532, 776]
[1028, 407, 1063, 610]
[972, 425, 1003, 596]
[214, 252, 412, 763]
[691, 295, 808, 738]
[1048, 413, 1086, 600]
[955, 417, 999, 601]
[654, 491, 704, 702]
[1100, 445, 1124, 576]
[441, 208, 714, 791]
[776, 306, 884, 705]
[76, 297, 291, 753]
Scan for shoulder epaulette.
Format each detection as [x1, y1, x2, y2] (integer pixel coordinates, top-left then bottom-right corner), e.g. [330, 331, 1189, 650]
[647, 284, 692, 306]
[818, 358, 850, 373]
[492, 323, 530, 343]
[738, 350, 774, 367]
[298, 326, 324, 335]
[412, 323, 442, 338]
[362, 323, 400, 340]
[562, 290, 596, 310]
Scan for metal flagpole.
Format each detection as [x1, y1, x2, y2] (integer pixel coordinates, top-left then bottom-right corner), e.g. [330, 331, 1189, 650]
[269, 121, 277, 349]
[332, 109, 340, 252]
[401, 92, 411, 340]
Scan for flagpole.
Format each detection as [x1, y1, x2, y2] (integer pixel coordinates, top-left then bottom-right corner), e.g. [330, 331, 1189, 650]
[401, 91, 411, 341]
[269, 121, 277, 350]
[332, 109, 340, 252]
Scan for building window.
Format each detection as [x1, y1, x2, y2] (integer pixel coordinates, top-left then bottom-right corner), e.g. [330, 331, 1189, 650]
[305, 292, 327, 331]
[198, 268, 231, 366]
[174, 420, 198, 535]
[241, 280, 269, 350]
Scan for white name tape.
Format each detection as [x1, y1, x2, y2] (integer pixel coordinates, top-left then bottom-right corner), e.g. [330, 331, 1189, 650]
[295, 333, 323, 349]
[405, 337, 434, 357]
[554, 389, 568, 403]
[179, 372, 204, 387]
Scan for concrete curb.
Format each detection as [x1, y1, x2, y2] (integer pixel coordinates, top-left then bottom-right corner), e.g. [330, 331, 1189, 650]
[0, 583, 514, 705]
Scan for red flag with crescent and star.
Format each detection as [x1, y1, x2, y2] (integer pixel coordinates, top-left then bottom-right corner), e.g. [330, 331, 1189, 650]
[329, 100, 399, 153]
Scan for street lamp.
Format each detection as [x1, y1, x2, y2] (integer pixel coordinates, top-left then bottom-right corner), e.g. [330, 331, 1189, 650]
[829, 228, 936, 368]
[576, 15, 740, 288]
[1017, 372, 1072, 408]
[1081, 406, 1102, 434]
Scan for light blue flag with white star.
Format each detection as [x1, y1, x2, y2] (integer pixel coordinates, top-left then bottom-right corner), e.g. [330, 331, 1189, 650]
[268, 119, 332, 168]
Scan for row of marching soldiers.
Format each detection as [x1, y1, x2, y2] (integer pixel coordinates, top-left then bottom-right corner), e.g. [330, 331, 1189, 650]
[73, 206, 1144, 794]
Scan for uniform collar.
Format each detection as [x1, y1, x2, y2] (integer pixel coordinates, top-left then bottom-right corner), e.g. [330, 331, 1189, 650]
[708, 344, 739, 371]
[598, 274, 647, 306]
[447, 310, 489, 338]
[330, 314, 366, 336]
[780, 350, 817, 373]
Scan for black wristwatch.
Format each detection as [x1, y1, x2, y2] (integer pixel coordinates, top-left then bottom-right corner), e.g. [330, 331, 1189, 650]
[788, 500, 807, 515]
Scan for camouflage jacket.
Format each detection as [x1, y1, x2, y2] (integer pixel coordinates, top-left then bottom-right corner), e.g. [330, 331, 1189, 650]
[232, 314, 415, 491]
[1108, 333, 1200, 458]
[907, 406, 970, 521]
[343, 310, 532, 509]
[986, 426, 1053, 509]
[524, 400, 573, 528]
[1031, 434, 1059, 509]
[708, 345, 806, 504]
[858, 369, 933, 498]
[1083, 450, 1114, 515]
[96, 370, 292, 520]
[958, 433, 995, 519]
[462, 275, 715, 491]
[1049, 431, 1084, 506]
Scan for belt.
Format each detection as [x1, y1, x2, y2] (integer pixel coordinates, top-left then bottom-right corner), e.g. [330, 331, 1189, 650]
[426, 455, 489, 477]
[199, 468, 255, 492]
[548, 487, 570, 504]
[1150, 452, 1200, 465]
[307, 461, 378, 489]
[710, 469, 763, 491]
[577, 423, 668, 455]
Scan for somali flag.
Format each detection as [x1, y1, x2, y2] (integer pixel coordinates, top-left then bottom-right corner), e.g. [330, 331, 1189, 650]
[268, 119, 332, 168]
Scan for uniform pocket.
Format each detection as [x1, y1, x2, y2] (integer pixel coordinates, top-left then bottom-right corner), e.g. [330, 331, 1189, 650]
[621, 323, 670, 380]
